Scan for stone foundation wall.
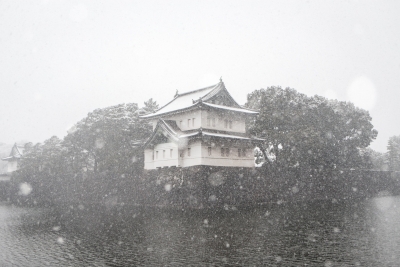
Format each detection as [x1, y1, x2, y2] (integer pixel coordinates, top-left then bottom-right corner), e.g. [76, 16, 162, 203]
[136, 167, 400, 209]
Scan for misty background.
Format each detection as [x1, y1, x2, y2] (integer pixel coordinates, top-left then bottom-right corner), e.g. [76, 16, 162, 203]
[1, 0, 399, 161]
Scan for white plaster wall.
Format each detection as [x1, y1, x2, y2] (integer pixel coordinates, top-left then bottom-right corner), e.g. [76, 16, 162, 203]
[145, 141, 255, 169]
[201, 157, 254, 167]
[179, 140, 202, 167]
[7, 160, 18, 173]
[162, 110, 202, 131]
[144, 149, 154, 169]
[149, 109, 247, 134]
[201, 110, 246, 133]
[200, 143, 254, 167]
[145, 143, 180, 169]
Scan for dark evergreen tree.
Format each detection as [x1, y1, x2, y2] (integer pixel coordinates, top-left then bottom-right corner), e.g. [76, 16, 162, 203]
[387, 135, 400, 171]
[246, 86, 378, 173]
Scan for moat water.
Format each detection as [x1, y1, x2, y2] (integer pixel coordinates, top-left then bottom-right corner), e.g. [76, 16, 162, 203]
[1, 196, 400, 266]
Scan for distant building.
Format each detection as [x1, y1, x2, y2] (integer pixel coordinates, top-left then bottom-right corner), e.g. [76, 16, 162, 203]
[1, 143, 25, 174]
[140, 79, 264, 169]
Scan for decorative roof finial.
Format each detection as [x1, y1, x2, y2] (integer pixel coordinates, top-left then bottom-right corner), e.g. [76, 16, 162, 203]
[220, 76, 223, 83]
[174, 89, 179, 98]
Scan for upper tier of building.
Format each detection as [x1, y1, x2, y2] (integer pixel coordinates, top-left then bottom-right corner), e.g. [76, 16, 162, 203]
[140, 80, 257, 117]
[140, 79, 258, 134]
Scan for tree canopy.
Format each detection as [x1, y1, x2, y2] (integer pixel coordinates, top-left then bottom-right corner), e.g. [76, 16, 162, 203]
[246, 86, 378, 173]
[12, 102, 153, 204]
[387, 135, 400, 171]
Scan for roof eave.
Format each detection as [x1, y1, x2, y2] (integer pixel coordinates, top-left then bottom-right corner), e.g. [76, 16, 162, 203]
[140, 102, 200, 120]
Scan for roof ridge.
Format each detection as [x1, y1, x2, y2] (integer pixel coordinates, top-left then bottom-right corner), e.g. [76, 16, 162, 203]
[177, 83, 219, 97]
[148, 82, 219, 115]
[198, 82, 223, 101]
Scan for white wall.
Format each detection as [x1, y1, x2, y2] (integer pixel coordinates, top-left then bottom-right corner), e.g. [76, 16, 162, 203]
[144, 149, 154, 169]
[145, 139, 256, 169]
[144, 142, 180, 169]
[149, 109, 246, 133]
[149, 110, 202, 131]
[7, 160, 18, 173]
[199, 143, 254, 167]
[163, 110, 202, 131]
[201, 110, 246, 133]
[179, 140, 203, 167]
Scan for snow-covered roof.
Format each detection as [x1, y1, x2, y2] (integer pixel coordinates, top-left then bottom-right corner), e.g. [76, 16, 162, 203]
[140, 80, 250, 119]
[202, 102, 258, 114]
[141, 83, 219, 118]
[201, 131, 253, 140]
[201, 131, 264, 141]
[1, 143, 24, 161]
[143, 119, 265, 149]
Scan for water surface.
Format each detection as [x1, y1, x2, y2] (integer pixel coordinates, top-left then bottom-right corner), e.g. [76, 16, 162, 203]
[1, 197, 400, 266]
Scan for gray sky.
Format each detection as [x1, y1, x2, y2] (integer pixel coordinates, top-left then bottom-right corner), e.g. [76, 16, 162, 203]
[1, 0, 399, 152]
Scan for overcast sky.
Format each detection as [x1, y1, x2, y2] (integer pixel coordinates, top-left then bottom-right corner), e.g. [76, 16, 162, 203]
[1, 0, 399, 152]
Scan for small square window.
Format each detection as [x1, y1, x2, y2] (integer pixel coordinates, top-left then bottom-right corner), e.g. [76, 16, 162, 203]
[156, 151, 158, 159]
[163, 150, 165, 158]
[192, 118, 195, 127]
[226, 148, 230, 157]
[180, 150, 184, 157]
[188, 148, 191, 156]
[188, 119, 191, 127]
[208, 147, 212, 156]
[243, 149, 246, 157]
[170, 149, 173, 157]
[221, 148, 225, 157]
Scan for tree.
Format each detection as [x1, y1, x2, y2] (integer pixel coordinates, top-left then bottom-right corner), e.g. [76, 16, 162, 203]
[63, 103, 152, 175]
[246, 86, 378, 173]
[137, 98, 159, 115]
[359, 148, 387, 171]
[11, 137, 65, 204]
[13, 102, 153, 205]
[387, 135, 400, 171]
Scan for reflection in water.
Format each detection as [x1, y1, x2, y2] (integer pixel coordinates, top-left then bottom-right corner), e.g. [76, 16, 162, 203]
[1, 197, 400, 266]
